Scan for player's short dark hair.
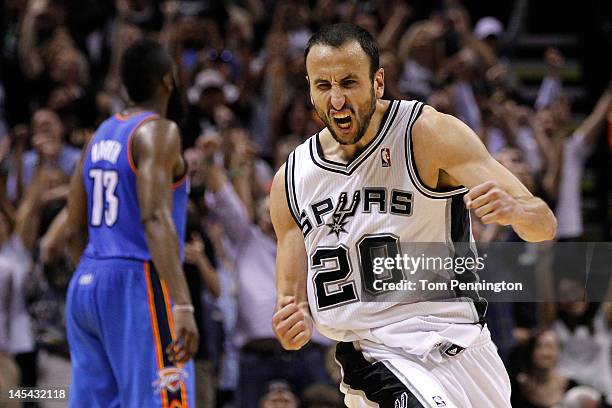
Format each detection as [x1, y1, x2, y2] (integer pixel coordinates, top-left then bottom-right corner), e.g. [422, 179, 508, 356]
[304, 23, 379, 79]
[120, 39, 173, 103]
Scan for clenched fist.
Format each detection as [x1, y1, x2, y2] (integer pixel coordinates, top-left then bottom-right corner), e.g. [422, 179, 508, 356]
[272, 296, 313, 350]
[464, 181, 524, 226]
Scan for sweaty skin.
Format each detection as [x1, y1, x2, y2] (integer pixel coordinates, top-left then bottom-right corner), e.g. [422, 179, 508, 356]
[271, 41, 556, 351]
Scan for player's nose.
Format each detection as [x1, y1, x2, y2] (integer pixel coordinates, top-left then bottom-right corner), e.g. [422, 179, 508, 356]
[330, 87, 346, 111]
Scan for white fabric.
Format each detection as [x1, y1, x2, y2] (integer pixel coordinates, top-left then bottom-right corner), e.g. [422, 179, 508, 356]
[0, 235, 35, 354]
[453, 82, 481, 131]
[291, 100, 482, 351]
[343, 327, 511, 408]
[0, 258, 12, 351]
[554, 310, 612, 398]
[555, 131, 593, 239]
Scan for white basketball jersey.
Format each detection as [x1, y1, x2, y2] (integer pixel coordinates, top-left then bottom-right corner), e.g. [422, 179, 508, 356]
[286, 100, 488, 355]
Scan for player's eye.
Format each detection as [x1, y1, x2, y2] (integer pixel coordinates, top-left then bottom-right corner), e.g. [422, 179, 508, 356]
[317, 83, 331, 91]
[342, 80, 357, 87]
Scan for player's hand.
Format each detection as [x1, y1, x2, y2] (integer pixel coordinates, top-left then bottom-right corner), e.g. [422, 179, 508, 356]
[167, 308, 199, 364]
[272, 296, 313, 351]
[464, 181, 524, 226]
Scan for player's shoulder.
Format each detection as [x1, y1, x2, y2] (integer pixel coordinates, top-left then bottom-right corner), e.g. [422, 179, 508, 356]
[412, 104, 444, 134]
[270, 162, 298, 230]
[134, 117, 180, 146]
[136, 116, 178, 135]
[412, 105, 471, 146]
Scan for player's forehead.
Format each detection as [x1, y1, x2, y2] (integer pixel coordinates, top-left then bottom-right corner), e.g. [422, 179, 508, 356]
[306, 41, 371, 81]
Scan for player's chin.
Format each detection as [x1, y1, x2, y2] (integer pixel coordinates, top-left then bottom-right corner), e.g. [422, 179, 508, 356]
[331, 121, 359, 145]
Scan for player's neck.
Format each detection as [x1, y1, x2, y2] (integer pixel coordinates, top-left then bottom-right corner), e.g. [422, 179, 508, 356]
[129, 99, 167, 117]
[322, 99, 390, 163]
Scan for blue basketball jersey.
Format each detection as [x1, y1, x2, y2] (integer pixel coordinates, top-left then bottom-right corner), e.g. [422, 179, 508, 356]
[82, 111, 188, 261]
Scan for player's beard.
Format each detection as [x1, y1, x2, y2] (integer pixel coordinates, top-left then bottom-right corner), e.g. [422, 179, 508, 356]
[317, 85, 377, 146]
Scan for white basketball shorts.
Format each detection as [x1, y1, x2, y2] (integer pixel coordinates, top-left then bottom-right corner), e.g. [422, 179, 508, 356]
[334, 325, 512, 408]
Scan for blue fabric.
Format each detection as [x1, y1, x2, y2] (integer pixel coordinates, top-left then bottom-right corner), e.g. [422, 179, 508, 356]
[66, 257, 195, 407]
[82, 112, 188, 261]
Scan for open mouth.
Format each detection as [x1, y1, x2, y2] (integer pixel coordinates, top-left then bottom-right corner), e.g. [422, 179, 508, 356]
[333, 113, 353, 130]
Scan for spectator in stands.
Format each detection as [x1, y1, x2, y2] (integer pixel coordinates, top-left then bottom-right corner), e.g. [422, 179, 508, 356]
[511, 330, 578, 408]
[183, 202, 222, 408]
[259, 380, 299, 408]
[6, 109, 79, 202]
[0, 206, 20, 408]
[301, 383, 344, 408]
[201, 133, 329, 408]
[554, 86, 612, 240]
[0, 164, 71, 398]
[553, 292, 612, 399]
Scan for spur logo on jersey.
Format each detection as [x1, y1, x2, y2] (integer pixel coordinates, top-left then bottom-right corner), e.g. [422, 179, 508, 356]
[302, 187, 414, 238]
[327, 191, 360, 237]
[381, 147, 391, 167]
[152, 367, 188, 393]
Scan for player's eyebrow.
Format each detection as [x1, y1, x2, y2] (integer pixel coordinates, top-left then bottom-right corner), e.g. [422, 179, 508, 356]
[313, 74, 358, 85]
[339, 74, 358, 82]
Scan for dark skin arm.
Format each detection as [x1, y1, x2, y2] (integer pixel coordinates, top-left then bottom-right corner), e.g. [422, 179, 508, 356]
[66, 155, 89, 265]
[133, 119, 198, 364]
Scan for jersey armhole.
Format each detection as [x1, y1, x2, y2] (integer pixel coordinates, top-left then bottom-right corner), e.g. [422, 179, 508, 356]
[284, 151, 301, 226]
[404, 102, 468, 199]
[171, 156, 188, 190]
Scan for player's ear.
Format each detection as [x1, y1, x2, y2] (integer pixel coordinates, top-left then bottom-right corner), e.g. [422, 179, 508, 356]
[306, 76, 314, 106]
[374, 67, 385, 98]
[162, 72, 173, 93]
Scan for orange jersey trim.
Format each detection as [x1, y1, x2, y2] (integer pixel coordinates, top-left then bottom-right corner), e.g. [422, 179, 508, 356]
[171, 172, 188, 190]
[145, 263, 169, 408]
[160, 280, 188, 408]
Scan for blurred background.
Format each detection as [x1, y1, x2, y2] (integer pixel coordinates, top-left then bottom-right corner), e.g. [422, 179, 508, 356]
[0, 0, 610, 407]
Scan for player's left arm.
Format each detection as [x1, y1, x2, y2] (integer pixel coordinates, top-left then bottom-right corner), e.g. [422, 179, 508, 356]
[415, 106, 557, 242]
[66, 154, 89, 265]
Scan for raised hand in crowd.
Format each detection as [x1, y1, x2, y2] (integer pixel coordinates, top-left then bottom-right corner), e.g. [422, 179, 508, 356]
[184, 232, 220, 299]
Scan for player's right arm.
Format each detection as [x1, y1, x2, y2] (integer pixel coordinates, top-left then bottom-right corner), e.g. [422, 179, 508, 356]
[270, 164, 313, 350]
[134, 119, 198, 363]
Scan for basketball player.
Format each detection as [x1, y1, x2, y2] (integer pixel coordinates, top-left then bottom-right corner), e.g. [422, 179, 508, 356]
[271, 24, 557, 407]
[65, 39, 197, 407]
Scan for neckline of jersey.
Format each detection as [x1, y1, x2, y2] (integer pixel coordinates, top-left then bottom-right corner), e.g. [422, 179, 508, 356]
[115, 110, 155, 121]
[311, 99, 399, 175]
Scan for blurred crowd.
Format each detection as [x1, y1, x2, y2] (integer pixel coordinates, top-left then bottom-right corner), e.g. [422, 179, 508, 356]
[0, 0, 611, 407]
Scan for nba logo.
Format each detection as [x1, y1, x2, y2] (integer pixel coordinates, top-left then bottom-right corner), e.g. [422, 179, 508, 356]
[381, 148, 391, 167]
